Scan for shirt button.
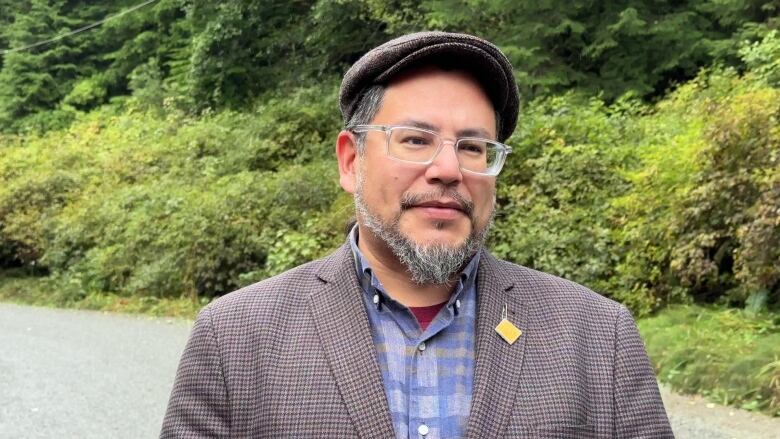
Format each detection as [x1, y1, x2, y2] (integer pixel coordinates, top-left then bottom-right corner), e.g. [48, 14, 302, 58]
[418, 424, 429, 436]
[418, 342, 426, 352]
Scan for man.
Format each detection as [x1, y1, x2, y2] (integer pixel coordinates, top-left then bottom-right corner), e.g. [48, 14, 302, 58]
[161, 32, 673, 438]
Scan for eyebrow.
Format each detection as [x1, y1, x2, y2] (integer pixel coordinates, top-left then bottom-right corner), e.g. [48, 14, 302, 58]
[396, 119, 494, 140]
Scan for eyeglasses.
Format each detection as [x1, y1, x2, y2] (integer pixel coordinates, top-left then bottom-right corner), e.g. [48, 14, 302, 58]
[347, 124, 512, 176]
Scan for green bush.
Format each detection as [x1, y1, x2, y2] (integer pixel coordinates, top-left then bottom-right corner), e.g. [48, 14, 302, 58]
[639, 305, 780, 416]
[669, 81, 780, 308]
[490, 94, 649, 311]
[48, 164, 343, 298]
[488, 64, 779, 315]
[0, 268, 205, 318]
[1, 61, 778, 315]
[1, 84, 348, 299]
[739, 30, 780, 87]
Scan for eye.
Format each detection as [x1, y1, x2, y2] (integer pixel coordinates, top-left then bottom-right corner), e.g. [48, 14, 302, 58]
[402, 135, 433, 146]
[459, 141, 487, 155]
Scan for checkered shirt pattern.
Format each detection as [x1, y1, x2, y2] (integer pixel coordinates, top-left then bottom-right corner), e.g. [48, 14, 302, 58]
[349, 229, 478, 439]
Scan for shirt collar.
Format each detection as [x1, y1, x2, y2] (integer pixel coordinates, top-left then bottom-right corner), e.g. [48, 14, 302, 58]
[348, 224, 480, 307]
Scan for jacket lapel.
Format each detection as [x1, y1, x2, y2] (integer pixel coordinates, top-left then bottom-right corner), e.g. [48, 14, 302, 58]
[464, 251, 529, 439]
[308, 244, 396, 439]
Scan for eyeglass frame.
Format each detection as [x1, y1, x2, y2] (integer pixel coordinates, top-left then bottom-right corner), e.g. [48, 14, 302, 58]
[346, 124, 512, 176]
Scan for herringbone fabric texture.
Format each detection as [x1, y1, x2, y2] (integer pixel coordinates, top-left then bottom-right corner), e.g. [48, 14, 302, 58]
[161, 243, 673, 438]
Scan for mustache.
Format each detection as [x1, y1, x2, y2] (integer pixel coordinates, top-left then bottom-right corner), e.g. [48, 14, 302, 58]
[399, 188, 475, 219]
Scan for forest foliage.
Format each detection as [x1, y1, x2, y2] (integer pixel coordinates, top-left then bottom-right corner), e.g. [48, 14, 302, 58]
[0, 1, 779, 317]
[1, 0, 779, 131]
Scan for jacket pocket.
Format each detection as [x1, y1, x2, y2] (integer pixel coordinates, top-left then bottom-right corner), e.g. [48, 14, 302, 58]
[507, 423, 597, 438]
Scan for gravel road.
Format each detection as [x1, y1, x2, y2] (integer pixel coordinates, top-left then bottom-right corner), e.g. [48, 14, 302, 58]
[659, 384, 779, 439]
[1, 303, 778, 438]
[0, 303, 191, 439]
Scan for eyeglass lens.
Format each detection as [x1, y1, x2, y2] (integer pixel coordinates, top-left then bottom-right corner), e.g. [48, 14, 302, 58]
[387, 127, 500, 173]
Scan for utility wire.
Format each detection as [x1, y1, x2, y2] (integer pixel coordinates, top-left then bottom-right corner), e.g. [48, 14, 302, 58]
[1, 0, 159, 55]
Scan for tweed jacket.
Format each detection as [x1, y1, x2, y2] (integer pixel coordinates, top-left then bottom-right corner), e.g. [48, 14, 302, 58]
[161, 244, 673, 438]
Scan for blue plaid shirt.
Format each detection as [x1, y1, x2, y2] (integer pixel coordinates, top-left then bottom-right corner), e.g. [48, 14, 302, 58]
[349, 228, 478, 439]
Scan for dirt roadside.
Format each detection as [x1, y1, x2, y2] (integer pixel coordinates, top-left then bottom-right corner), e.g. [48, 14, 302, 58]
[661, 384, 779, 439]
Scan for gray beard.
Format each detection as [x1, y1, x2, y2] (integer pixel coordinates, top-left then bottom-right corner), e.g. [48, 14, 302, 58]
[354, 177, 493, 285]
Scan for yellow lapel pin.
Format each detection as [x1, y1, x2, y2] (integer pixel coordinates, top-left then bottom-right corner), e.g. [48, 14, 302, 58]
[495, 304, 522, 345]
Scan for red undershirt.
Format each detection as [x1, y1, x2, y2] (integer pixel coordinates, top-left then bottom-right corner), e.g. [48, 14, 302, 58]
[409, 301, 447, 331]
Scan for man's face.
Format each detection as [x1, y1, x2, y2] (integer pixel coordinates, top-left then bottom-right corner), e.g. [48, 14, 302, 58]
[342, 67, 498, 279]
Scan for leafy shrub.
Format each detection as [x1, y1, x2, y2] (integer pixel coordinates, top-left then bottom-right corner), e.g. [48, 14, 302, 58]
[63, 74, 111, 109]
[491, 94, 647, 310]
[669, 85, 780, 308]
[639, 305, 780, 416]
[0, 128, 94, 268]
[490, 65, 779, 315]
[1, 84, 347, 299]
[739, 30, 780, 87]
[1, 62, 778, 316]
[49, 163, 342, 298]
[608, 74, 716, 312]
[735, 168, 780, 309]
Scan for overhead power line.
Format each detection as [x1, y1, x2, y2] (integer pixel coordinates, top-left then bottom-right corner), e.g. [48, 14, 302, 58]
[1, 0, 159, 55]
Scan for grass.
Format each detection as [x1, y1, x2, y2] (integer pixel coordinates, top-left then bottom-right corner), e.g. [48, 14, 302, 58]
[639, 305, 780, 417]
[0, 270, 205, 319]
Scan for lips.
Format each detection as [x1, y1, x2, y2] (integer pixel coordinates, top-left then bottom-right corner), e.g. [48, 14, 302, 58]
[409, 199, 468, 220]
[399, 190, 475, 219]
[413, 200, 466, 212]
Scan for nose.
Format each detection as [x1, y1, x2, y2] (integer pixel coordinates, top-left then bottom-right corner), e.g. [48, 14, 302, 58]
[424, 141, 463, 186]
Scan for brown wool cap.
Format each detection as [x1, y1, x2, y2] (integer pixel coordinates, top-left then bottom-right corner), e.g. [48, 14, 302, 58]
[339, 31, 519, 142]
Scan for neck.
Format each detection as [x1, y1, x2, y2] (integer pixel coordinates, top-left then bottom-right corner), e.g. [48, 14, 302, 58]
[357, 224, 455, 307]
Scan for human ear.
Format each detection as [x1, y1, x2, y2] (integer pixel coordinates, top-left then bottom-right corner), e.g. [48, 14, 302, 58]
[336, 130, 358, 194]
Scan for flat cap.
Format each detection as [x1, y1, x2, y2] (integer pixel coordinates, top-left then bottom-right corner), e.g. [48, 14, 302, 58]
[340, 31, 519, 142]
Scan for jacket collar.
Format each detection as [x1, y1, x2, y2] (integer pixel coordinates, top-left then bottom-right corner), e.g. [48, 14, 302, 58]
[309, 244, 396, 438]
[464, 250, 529, 438]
